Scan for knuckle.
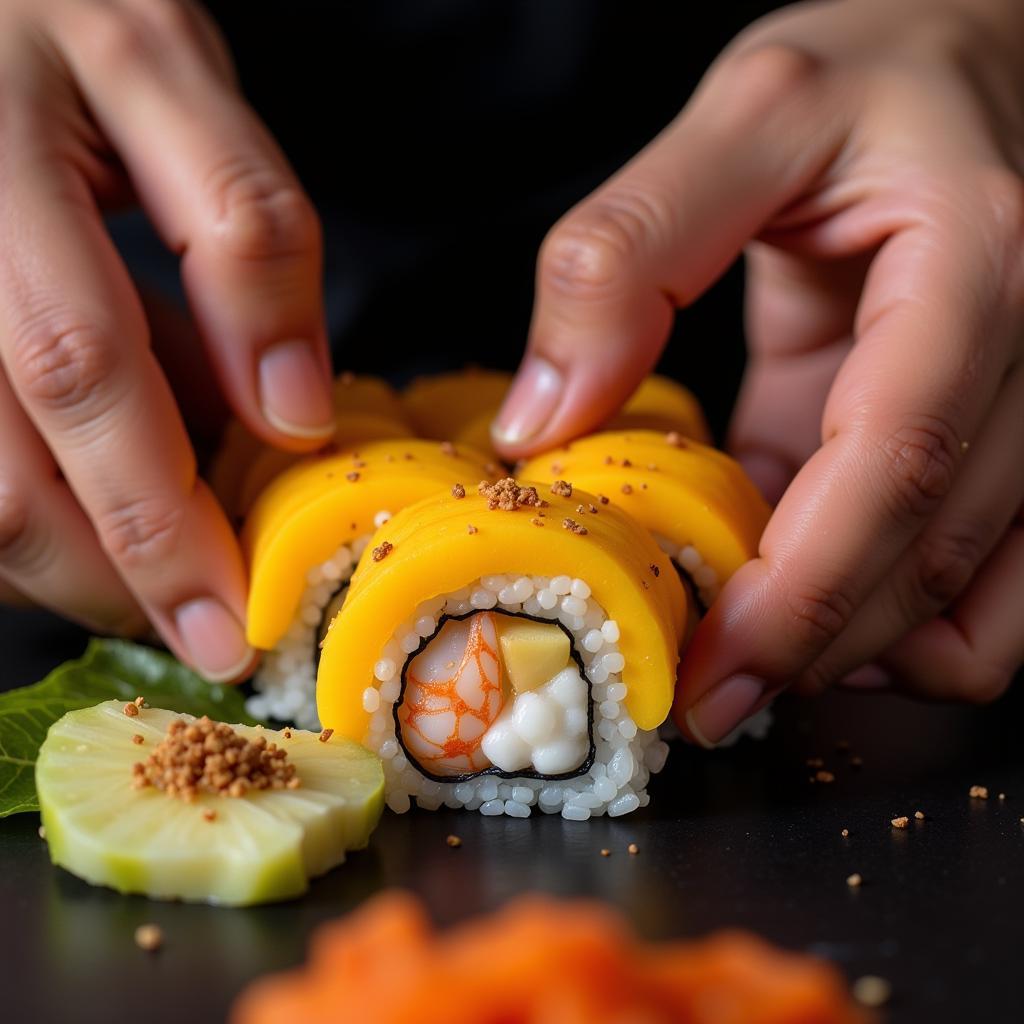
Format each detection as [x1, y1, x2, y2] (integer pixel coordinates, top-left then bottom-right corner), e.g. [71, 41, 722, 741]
[126, 0, 198, 40]
[538, 191, 665, 301]
[98, 498, 185, 569]
[876, 417, 960, 523]
[910, 524, 986, 610]
[782, 580, 855, 651]
[80, 4, 156, 66]
[0, 481, 32, 561]
[205, 158, 321, 262]
[9, 316, 118, 417]
[715, 42, 821, 127]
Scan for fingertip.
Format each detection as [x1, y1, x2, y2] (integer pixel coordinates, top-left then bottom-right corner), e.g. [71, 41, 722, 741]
[257, 339, 335, 447]
[491, 355, 565, 456]
[172, 595, 257, 684]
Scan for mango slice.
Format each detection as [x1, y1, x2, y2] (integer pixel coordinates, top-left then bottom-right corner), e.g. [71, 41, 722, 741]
[401, 369, 512, 442]
[244, 438, 497, 651]
[607, 375, 712, 443]
[317, 482, 686, 737]
[496, 617, 571, 694]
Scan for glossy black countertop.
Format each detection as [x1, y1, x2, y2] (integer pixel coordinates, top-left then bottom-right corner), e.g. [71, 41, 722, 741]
[1, 607, 1021, 1024]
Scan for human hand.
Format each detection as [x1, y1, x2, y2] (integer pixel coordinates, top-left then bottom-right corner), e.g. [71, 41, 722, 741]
[0, 0, 334, 680]
[492, 0, 1024, 740]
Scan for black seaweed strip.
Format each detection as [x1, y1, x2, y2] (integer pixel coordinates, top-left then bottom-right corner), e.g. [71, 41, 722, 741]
[393, 608, 596, 785]
[673, 565, 707, 617]
[313, 583, 350, 673]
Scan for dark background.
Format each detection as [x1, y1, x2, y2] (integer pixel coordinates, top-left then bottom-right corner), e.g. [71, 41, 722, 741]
[4, 3, 1022, 1022]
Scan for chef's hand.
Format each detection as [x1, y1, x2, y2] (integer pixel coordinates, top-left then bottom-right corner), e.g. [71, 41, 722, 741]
[493, 0, 1024, 741]
[0, 0, 334, 680]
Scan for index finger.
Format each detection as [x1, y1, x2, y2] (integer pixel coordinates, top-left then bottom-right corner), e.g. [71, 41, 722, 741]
[675, 214, 1018, 745]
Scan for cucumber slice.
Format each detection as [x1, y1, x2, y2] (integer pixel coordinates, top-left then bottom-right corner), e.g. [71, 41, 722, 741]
[36, 701, 384, 906]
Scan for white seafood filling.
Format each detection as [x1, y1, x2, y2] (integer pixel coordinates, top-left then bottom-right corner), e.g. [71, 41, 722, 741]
[246, 527, 382, 729]
[481, 666, 589, 775]
[652, 534, 720, 607]
[363, 574, 670, 820]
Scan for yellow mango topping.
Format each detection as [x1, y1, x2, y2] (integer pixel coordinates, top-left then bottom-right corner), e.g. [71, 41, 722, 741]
[607, 376, 712, 443]
[401, 368, 512, 442]
[243, 439, 497, 651]
[317, 481, 685, 738]
[496, 617, 571, 694]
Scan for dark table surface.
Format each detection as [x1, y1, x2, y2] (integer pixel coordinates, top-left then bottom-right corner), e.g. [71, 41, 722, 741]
[2, 606, 1021, 1024]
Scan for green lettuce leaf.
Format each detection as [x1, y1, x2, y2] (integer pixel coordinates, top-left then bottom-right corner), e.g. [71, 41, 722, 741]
[0, 639, 261, 818]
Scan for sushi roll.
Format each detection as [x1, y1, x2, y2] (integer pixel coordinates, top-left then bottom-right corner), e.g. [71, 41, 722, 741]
[521, 430, 770, 614]
[317, 477, 687, 819]
[243, 439, 498, 728]
[607, 375, 713, 443]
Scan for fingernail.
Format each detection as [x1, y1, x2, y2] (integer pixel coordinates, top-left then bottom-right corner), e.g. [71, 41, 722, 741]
[174, 597, 255, 683]
[737, 451, 791, 505]
[684, 674, 765, 749]
[492, 356, 563, 445]
[258, 339, 335, 440]
[840, 664, 892, 690]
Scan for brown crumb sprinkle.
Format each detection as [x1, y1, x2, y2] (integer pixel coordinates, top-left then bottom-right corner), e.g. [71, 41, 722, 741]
[550, 479, 573, 498]
[621, 483, 633, 495]
[815, 770, 835, 784]
[891, 816, 910, 829]
[319, 728, 334, 744]
[846, 872, 863, 888]
[852, 975, 892, 1009]
[970, 785, 989, 799]
[531, 518, 544, 527]
[600, 848, 611, 858]
[562, 517, 587, 535]
[446, 834, 462, 848]
[451, 483, 466, 499]
[134, 924, 163, 953]
[346, 471, 360, 482]
[372, 541, 393, 562]
[665, 431, 685, 447]
[915, 810, 925, 820]
[202, 809, 217, 823]
[627, 843, 639, 855]
[467, 524, 478, 535]
[478, 477, 544, 511]
[132, 734, 144, 746]
[841, 828, 849, 838]
[283, 729, 292, 739]
[132, 718, 300, 802]
[650, 563, 660, 578]
[124, 702, 139, 718]
[597, 494, 610, 505]
[440, 441, 456, 456]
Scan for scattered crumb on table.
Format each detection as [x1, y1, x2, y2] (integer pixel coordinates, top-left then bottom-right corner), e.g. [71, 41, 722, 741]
[135, 924, 163, 952]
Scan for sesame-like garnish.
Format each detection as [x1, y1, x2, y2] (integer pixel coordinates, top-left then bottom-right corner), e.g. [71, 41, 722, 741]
[588, 503, 598, 514]
[603, 455, 614, 465]
[815, 770, 835, 783]
[346, 471, 360, 482]
[467, 524, 478, 535]
[203, 809, 217, 822]
[124, 702, 139, 718]
[622, 458, 632, 467]
[597, 494, 609, 504]
[372, 541, 393, 562]
[914, 810, 925, 820]
[627, 843, 639, 855]
[841, 828, 849, 838]
[562, 518, 587, 535]
[621, 483, 633, 495]
[999, 792, 1007, 801]
[891, 816, 909, 829]
[600, 848, 611, 858]
[132, 718, 300, 801]
[134, 924, 163, 953]
[404, 452, 415, 461]
[550, 479, 573, 498]
[451, 483, 466, 499]
[650, 563, 660, 578]
[478, 477, 544, 511]
[665, 431, 685, 447]
[132, 734, 144, 746]
[531, 518, 544, 527]
[283, 728, 292, 739]
[970, 785, 989, 799]
[319, 728, 334, 744]
[846, 872, 863, 888]
[440, 441, 456, 456]
[852, 976, 892, 1009]
[446, 834, 462, 848]
[575, 504, 587, 515]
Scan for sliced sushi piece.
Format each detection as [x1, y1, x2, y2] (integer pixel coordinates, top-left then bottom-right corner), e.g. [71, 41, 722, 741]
[317, 478, 685, 819]
[36, 701, 384, 906]
[520, 430, 770, 612]
[243, 439, 499, 727]
[607, 374, 712, 443]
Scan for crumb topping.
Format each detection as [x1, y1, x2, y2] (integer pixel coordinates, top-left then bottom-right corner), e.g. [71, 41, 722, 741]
[346, 471, 360, 482]
[466, 524, 478, 535]
[627, 842, 639, 855]
[621, 483, 633, 495]
[372, 541, 393, 562]
[815, 770, 835, 783]
[550, 479, 573, 498]
[123, 696, 144, 718]
[531, 518, 544, 527]
[446, 834, 462, 848]
[914, 810, 925, 820]
[132, 734, 144, 745]
[841, 828, 849, 838]
[970, 785, 989, 799]
[451, 483, 466, 499]
[319, 728, 334, 743]
[846, 872, 863, 888]
[600, 848, 611, 858]
[132, 718, 299, 801]
[562, 517, 587, 535]
[597, 494, 609, 505]
[135, 924, 163, 952]
[891, 816, 909, 829]
[665, 431, 686, 447]
[650, 563, 660, 578]
[478, 477, 545, 511]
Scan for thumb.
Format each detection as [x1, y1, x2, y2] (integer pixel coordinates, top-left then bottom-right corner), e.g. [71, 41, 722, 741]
[492, 44, 843, 458]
